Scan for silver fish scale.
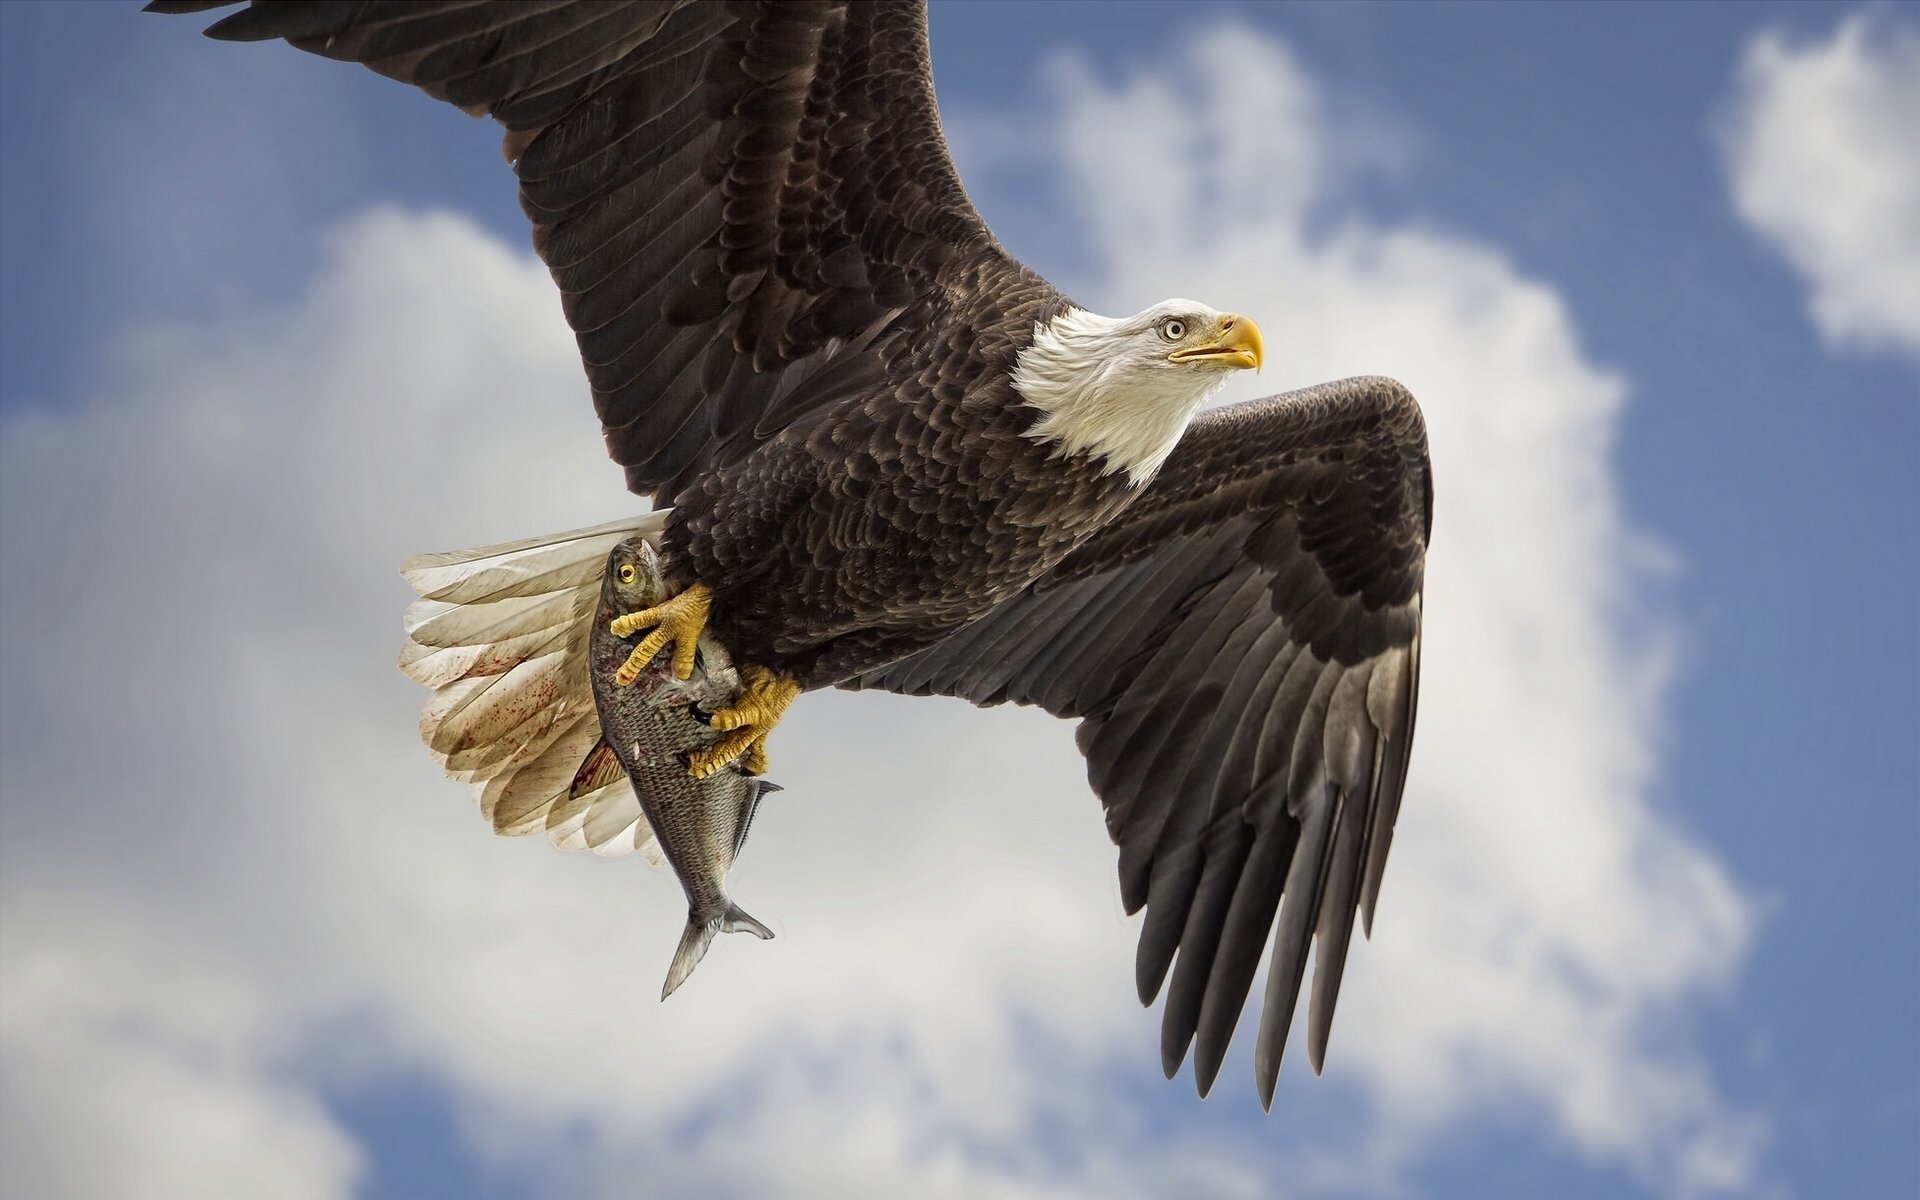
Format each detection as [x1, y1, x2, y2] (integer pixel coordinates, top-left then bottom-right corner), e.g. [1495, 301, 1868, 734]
[587, 538, 776, 998]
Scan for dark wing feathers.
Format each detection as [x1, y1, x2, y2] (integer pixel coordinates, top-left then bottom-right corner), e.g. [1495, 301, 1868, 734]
[154, 0, 1014, 505]
[845, 376, 1430, 1103]
[155, 0, 1431, 1108]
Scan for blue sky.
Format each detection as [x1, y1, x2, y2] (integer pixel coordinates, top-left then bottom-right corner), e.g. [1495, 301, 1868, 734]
[2, 3, 1914, 1199]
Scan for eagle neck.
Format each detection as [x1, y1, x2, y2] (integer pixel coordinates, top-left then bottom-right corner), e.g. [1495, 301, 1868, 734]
[1011, 307, 1222, 486]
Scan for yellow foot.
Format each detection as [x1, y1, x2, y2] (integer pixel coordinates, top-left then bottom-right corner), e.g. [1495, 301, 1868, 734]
[610, 583, 712, 684]
[685, 665, 801, 779]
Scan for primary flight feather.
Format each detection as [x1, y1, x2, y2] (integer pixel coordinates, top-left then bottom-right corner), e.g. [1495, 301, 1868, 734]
[153, 0, 1432, 1106]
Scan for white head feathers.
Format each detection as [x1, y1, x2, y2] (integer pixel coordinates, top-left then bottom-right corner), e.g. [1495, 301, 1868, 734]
[1012, 300, 1262, 486]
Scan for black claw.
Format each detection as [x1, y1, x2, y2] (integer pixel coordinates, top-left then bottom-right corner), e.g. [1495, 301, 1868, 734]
[674, 750, 693, 770]
[687, 703, 713, 726]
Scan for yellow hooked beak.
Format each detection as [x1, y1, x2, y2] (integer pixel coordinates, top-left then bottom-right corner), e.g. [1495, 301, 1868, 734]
[1167, 314, 1265, 372]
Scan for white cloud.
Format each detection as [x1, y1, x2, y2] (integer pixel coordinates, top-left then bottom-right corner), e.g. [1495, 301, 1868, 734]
[1041, 25, 1762, 1192]
[1, 914, 363, 1200]
[0, 209, 1180, 1200]
[1719, 12, 1920, 358]
[1, 21, 1761, 1200]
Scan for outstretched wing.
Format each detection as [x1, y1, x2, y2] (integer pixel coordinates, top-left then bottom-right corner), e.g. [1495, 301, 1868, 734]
[844, 376, 1431, 1107]
[151, 0, 1019, 503]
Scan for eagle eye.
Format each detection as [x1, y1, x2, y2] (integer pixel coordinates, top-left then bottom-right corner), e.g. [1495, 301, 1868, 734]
[618, 564, 638, 585]
[1158, 318, 1188, 341]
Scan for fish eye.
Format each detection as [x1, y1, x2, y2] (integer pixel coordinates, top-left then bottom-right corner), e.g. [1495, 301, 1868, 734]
[1159, 318, 1187, 341]
[618, 564, 638, 585]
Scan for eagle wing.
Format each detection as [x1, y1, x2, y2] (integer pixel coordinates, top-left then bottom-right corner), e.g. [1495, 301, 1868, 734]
[152, 0, 1014, 503]
[843, 376, 1431, 1106]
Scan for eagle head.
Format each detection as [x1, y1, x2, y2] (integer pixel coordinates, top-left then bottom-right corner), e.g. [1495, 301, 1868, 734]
[1013, 300, 1265, 486]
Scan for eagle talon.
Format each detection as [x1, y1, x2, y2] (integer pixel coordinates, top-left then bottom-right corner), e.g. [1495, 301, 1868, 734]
[685, 727, 760, 779]
[706, 666, 801, 732]
[611, 582, 712, 684]
[687, 702, 714, 727]
[684, 666, 798, 778]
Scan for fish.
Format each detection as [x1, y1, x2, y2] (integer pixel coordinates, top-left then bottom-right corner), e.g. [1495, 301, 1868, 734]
[586, 536, 777, 999]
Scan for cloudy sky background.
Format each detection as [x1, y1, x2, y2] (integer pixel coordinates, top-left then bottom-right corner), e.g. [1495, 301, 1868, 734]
[1, 3, 1914, 1198]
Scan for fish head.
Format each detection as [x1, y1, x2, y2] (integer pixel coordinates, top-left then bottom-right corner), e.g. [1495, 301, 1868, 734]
[605, 537, 667, 612]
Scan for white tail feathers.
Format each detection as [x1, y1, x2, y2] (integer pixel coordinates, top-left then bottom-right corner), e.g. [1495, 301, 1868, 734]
[400, 513, 671, 860]
[662, 903, 775, 1000]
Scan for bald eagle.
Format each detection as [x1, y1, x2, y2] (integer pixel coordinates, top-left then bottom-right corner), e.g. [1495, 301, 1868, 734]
[155, 0, 1431, 1107]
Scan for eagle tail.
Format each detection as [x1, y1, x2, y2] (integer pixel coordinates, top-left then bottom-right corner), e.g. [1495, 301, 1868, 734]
[662, 902, 775, 1000]
[399, 513, 670, 860]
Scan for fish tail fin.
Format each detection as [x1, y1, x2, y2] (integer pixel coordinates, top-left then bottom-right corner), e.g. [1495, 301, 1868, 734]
[660, 902, 774, 1000]
[722, 903, 774, 940]
[662, 915, 722, 1000]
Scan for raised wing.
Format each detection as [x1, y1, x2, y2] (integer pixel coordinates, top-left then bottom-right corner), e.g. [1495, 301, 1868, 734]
[844, 376, 1431, 1106]
[151, 0, 1016, 502]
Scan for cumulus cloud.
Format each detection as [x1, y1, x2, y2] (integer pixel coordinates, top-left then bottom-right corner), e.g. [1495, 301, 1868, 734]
[1042, 25, 1762, 1190]
[1, 912, 363, 1200]
[1719, 12, 1920, 358]
[1, 22, 1760, 1200]
[0, 210, 1175, 1200]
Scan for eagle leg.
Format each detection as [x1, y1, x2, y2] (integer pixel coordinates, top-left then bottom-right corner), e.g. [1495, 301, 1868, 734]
[686, 665, 801, 779]
[610, 583, 712, 684]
